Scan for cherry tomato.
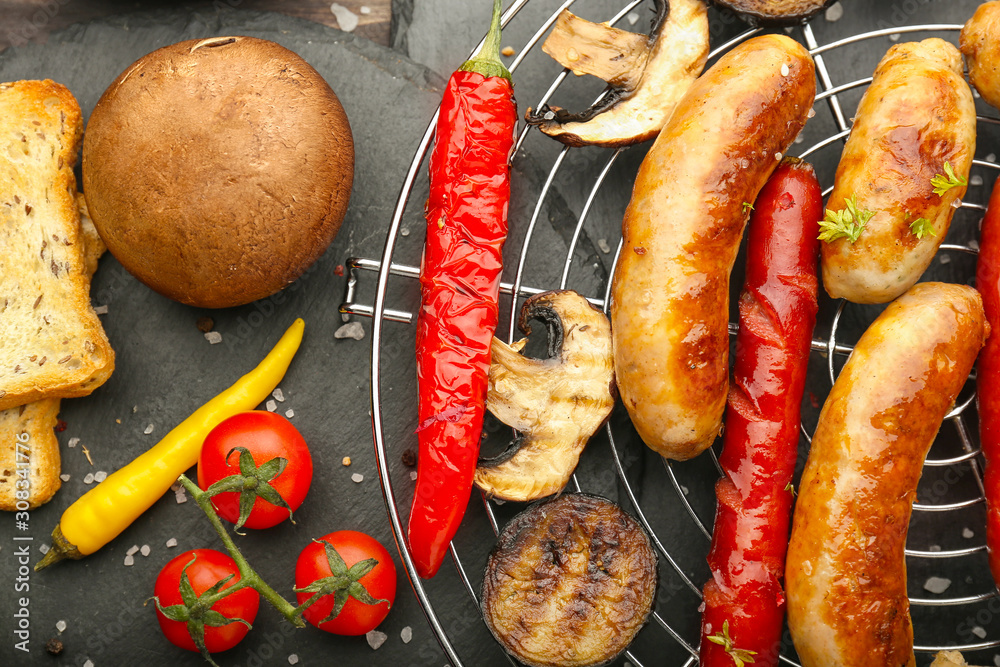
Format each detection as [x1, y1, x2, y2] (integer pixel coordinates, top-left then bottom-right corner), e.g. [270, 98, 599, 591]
[154, 549, 260, 653]
[198, 411, 313, 529]
[294, 531, 397, 635]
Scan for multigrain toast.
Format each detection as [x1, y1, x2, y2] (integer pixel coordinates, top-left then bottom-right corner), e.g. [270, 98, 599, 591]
[0, 194, 107, 510]
[0, 80, 114, 411]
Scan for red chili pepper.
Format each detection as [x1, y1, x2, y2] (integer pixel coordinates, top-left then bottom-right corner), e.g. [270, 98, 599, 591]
[407, 0, 516, 580]
[977, 176, 1000, 588]
[700, 158, 821, 666]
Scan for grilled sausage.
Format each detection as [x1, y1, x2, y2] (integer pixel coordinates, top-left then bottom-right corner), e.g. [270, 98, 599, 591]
[976, 177, 1000, 589]
[611, 34, 815, 460]
[962, 1, 1000, 110]
[700, 158, 822, 667]
[785, 282, 988, 667]
[820, 39, 975, 304]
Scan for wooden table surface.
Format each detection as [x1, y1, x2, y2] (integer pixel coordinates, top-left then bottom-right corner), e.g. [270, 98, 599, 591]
[0, 0, 392, 51]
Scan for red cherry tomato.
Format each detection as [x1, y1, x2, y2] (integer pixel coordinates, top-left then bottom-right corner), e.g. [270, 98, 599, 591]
[154, 549, 260, 654]
[295, 531, 397, 635]
[198, 411, 313, 529]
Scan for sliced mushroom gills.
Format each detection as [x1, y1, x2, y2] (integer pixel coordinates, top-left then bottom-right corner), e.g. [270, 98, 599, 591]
[475, 290, 615, 502]
[525, 0, 708, 146]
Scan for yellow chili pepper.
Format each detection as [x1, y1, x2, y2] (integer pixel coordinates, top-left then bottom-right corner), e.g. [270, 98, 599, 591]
[35, 318, 305, 571]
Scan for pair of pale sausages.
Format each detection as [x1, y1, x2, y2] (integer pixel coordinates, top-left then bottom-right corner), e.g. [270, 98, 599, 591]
[611, 25, 988, 666]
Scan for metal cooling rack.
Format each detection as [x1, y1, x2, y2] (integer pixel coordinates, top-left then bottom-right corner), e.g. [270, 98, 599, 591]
[342, 2, 1000, 665]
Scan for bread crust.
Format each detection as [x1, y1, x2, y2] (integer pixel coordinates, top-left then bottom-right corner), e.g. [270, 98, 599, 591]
[0, 399, 61, 510]
[0, 80, 114, 410]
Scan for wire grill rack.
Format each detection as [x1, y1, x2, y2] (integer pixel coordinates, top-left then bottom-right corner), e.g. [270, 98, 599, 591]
[342, 2, 1000, 665]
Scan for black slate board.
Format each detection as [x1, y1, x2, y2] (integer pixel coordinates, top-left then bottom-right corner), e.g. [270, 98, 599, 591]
[4, 1, 1000, 666]
[0, 6, 449, 666]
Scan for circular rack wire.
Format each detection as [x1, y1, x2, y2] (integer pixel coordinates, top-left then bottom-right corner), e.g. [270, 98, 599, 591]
[343, 2, 1000, 665]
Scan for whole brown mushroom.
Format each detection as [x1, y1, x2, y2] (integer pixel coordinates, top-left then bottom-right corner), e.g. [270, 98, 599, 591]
[82, 36, 354, 308]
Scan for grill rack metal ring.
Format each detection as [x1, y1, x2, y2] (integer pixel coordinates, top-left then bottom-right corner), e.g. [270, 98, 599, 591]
[349, 3, 1000, 665]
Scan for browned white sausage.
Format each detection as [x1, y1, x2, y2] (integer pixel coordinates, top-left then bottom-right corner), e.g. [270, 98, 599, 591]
[820, 39, 975, 304]
[785, 282, 988, 667]
[962, 1, 1000, 110]
[610, 34, 815, 460]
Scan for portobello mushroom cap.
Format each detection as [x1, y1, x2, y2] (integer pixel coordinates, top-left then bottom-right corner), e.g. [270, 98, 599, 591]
[524, 0, 708, 147]
[482, 494, 658, 667]
[475, 290, 615, 502]
[712, 0, 837, 26]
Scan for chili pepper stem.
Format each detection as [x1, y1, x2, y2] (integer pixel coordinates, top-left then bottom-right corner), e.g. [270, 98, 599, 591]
[458, 0, 511, 80]
[178, 474, 305, 628]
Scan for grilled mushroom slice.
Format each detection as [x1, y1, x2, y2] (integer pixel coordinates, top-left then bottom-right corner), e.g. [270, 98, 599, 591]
[475, 291, 615, 502]
[482, 494, 658, 667]
[713, 0, 836, 26]
[524, 0, 708, 147]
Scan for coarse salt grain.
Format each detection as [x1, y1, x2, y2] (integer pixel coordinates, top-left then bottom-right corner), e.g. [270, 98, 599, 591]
[366, 630, 388, 650]
[140, 545, 151, 557]
[359, 5, 371, 14]
[285, 408, 295, 419]
[923, 576, 951, 594]
[335, 321, 365, 340]
[974, 625, 988, 639]
[94, 305, 108, 315]
[824, 1, 843, 22]
[409, 471, 418, 481]
[83, 473, 95, 484]
[989, 153, 997, 163]
[124, 554, 135, 566]
[60, 474, 70, 482]
[352, 473, 364, 483]
[68, 437, 79, 448]
[780, 63, 789, 77]
[56, 620, 67, 633]
[597, 238, 611, 254]
[400, 227, 410, 237]
[166, 538, 178, 548]
[626, 11, 639, 25]
[289, 655, 300, 665]
[775, 152, 782, 161]
[144, 424, 154, 435]
[273, 388, 285, 402]
[266, 400, 277, 412]
[964, 527, 975, 538]
[994, 655, 1000, 667]
[401, 626, 413, 643]
[40, 544, 49, 554]
[939, 254, 951, 265]
[928, 544, 942, 552]
[84, 660, 94, 667]
[971, 239, 981, 251]
[889, 33, 900, 42]
[972, 175, 985, 187]
[205, 331, 223, 345]
[807, 107, 816, 119]
[94, 471, 107, 483]
[331, 3, 359, 31]
[127, 545, 140, 556]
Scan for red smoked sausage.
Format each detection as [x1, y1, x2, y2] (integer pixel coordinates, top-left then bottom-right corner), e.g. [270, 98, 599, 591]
[699, 158, 821, 667]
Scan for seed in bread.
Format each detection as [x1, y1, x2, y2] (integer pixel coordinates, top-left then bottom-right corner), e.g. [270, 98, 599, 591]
[0, 79, 114, 411]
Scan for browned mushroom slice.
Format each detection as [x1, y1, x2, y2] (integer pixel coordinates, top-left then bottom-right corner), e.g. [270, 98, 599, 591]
[474, 291, 614, 502]
[482, 494, 658, 667]
[713, 0, 836, 25]
[525, 0, 708, 147]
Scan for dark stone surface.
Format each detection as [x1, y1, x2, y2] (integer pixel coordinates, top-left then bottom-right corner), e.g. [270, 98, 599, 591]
[2, 1, 1000, 666]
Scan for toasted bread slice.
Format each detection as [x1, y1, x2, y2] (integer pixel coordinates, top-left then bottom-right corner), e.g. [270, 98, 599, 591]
[0, 80, 114, 411]
[0, 399, 62, 510]
[0, 193, 107, 511]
